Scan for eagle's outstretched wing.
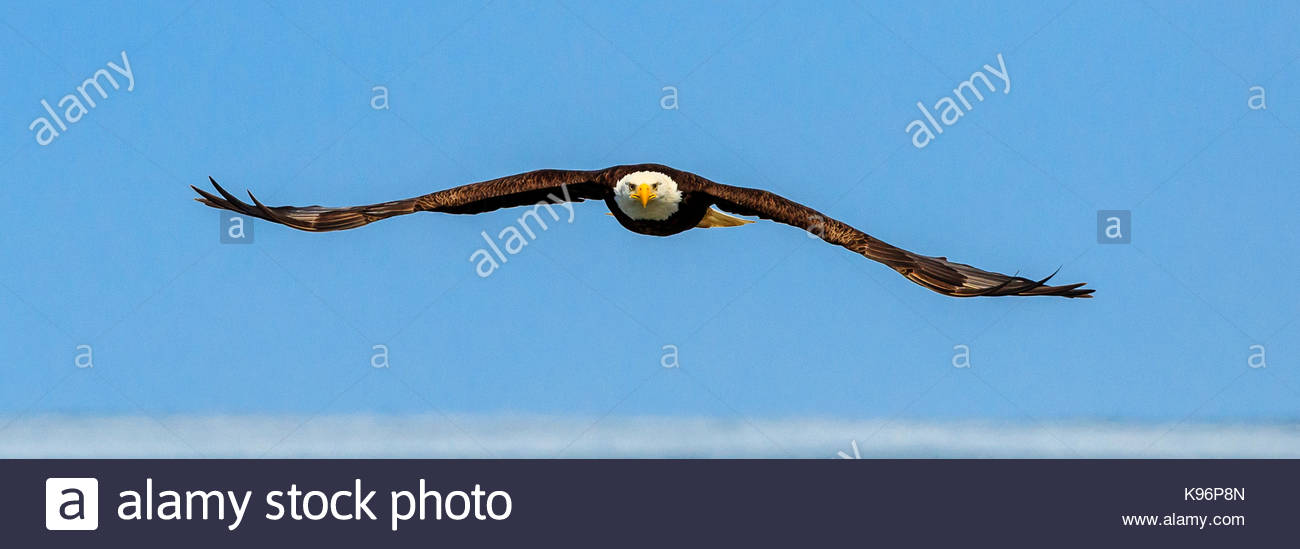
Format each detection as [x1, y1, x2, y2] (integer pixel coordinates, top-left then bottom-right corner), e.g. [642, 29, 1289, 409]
[192, 169, 610, 232]
[683, 175, 1092, 298]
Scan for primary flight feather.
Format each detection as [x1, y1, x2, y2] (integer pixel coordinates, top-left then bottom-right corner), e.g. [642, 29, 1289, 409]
[193, 163, 1093, 298]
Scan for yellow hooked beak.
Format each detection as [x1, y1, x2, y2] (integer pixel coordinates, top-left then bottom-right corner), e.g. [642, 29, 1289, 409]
[632, 183, 657, 208]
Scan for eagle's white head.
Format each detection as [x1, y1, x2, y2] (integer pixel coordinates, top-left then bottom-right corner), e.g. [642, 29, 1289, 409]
[613, 171, 682, 221]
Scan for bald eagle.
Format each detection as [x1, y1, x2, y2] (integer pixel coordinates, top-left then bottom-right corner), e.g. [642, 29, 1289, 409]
[193, 164, 1092, 298]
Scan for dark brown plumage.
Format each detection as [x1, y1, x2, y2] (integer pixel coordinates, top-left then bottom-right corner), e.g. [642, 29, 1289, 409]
[193, 164, 1093, 298]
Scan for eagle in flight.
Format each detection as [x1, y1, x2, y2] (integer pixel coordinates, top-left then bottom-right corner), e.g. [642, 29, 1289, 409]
[193, 164, 1092, 298]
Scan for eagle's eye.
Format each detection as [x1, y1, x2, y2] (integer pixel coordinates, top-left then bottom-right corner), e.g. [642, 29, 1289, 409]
[652, 182, 661, 189]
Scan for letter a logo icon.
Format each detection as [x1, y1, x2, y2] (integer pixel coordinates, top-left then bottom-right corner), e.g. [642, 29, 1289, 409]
[45, 478, 99, 531]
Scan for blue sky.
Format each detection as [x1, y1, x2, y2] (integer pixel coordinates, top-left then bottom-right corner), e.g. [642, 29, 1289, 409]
[1, 1, 1297, 455]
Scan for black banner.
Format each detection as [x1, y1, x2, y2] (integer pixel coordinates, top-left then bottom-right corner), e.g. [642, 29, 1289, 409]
[4, 459, 1292, 546]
